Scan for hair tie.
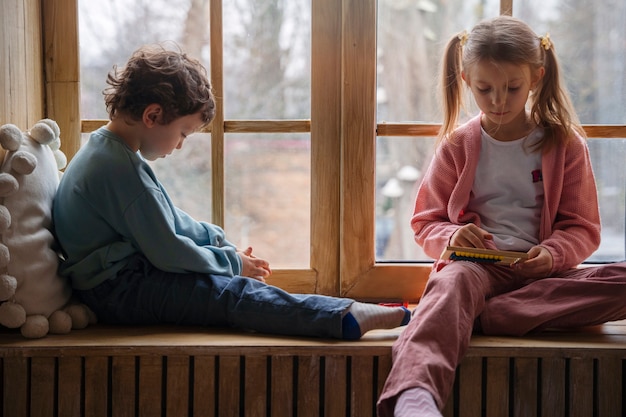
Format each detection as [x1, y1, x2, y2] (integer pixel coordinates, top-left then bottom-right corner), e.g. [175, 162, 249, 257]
[458, 30, 469, 46]
[539, 33, 552, 51]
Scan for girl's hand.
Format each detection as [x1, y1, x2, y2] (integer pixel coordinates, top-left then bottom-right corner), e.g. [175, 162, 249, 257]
[238, 247, 272, 282]
[450, 224, 494, 249]
[513, 246, 553, 278]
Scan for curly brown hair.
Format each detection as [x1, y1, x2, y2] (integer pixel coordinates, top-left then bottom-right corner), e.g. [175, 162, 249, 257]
[104, 44, 215, 128]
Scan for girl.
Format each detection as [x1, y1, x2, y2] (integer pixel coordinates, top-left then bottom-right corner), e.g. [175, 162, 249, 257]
[377, 15, 626, 416]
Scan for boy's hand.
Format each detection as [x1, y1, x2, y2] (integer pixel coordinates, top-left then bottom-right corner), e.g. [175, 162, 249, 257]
[238, 247, 272, 282]
[450, 224, 494, 249]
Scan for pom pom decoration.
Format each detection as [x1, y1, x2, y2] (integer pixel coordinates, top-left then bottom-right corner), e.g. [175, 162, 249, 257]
[0, 120, 96, 338]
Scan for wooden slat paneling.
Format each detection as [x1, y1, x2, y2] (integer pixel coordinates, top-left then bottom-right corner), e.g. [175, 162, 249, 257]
[218, 356, 240, 416]
[111, 356, 136, 417]
[351, 355, 376, 417]
[192, 356, 216, 417]
[596, 357, 622, 416]
[376, 354, 392, 398]
[166, 356, 190, 416]
[244, 355, 268, 416]
[513, 358, 538, 417]
[1, 353, 625, 416]
[458, 356, 482, 417]
[271, 356, 294, 416]
[324, 356, 347, 416]
[3, 357, 29, 417]
[84, 356, 108, 417]
[138, 356, 162, 416]
[2, 324, 626, 416]
[297, 355, 321, 417]
[486, 357, 509, 417]
[30, 357, 55, 417]
[569, 358, 594, 417]
[540, 357, 566, 417]
[58, 357, 82, 417]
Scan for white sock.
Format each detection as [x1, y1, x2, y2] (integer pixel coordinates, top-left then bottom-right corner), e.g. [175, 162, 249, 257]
[342, 302, 410, 339]
[394, 387, 442, 417]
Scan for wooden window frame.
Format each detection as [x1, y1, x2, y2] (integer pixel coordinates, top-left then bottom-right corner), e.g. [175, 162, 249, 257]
[48, 0, 626, 303]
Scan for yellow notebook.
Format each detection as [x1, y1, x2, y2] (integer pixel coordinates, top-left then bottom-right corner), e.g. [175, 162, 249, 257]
[440, 246, 529, 265]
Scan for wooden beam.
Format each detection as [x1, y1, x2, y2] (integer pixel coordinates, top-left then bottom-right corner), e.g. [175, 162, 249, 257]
[311, 0, 342, 295]
[209, 0, 225, 227]
[42, 0, 81, 161]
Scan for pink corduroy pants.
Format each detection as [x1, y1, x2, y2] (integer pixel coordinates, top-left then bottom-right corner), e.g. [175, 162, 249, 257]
[377, 261, 626, 417]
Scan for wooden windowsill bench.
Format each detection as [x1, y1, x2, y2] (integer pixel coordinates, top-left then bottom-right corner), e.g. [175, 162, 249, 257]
[1, 320, 625, 416]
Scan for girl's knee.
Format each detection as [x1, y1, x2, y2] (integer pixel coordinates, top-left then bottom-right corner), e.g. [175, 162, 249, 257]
[427, 262, 487, 292]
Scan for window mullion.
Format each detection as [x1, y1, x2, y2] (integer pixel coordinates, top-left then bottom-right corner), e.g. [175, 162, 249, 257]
[340, 0, 378, 296]
[210, 0, 225, 227]
[311, 0, 343, 295]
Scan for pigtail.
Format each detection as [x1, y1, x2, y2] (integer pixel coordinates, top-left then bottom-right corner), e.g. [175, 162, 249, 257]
[438, 34, 465, 144]
[441, 17, 584, 153]
[531, 39, 585, 150]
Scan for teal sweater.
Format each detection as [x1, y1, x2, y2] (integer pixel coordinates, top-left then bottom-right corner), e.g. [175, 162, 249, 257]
[53, 127, 242, 290]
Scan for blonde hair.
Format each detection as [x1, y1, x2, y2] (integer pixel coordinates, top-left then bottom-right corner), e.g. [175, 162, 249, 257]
[439, 15, 584, 150]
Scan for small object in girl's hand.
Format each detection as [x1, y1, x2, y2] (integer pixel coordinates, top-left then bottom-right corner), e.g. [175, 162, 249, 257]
[440, 246, 528, 266]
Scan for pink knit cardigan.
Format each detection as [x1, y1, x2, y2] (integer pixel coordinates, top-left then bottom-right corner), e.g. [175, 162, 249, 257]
[411, 115, 601, 274]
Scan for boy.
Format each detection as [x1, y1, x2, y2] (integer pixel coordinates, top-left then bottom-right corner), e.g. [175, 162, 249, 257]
[53, 44, 410, 339]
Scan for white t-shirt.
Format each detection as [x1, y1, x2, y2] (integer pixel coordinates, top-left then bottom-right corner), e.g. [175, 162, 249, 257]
[466, 128, 544, 251]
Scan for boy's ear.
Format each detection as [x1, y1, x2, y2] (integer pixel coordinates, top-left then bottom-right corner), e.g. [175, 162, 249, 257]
[143, 104, 162, 127]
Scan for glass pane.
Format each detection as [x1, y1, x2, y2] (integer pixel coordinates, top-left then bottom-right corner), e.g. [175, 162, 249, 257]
[588, 139, 626, 262]
[514, 1, 626, 124]
[79, 0, 209, 119]
[376, 1, 626, 263]
[147, 133, 213, 223]
[376, 136, 435, 262]
[376, 136, 626, 263]
[225, 133, 310, 268]
[222, 0, 311, 119]
[376, 0, 497, 262]
[505, 2, 626, 261]
[377, 0, 499, 124]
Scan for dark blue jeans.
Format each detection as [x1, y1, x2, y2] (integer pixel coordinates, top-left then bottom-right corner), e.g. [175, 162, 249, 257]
[76, 255, 352, 338]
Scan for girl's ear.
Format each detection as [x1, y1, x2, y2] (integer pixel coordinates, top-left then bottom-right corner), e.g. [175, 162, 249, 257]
[461, 70, 470, 86]
[143, 104, 162, 127]
[530, 66, 546, 90]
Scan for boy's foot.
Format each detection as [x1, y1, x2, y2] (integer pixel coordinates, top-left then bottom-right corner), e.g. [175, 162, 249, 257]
[342, 302, 411, 340]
